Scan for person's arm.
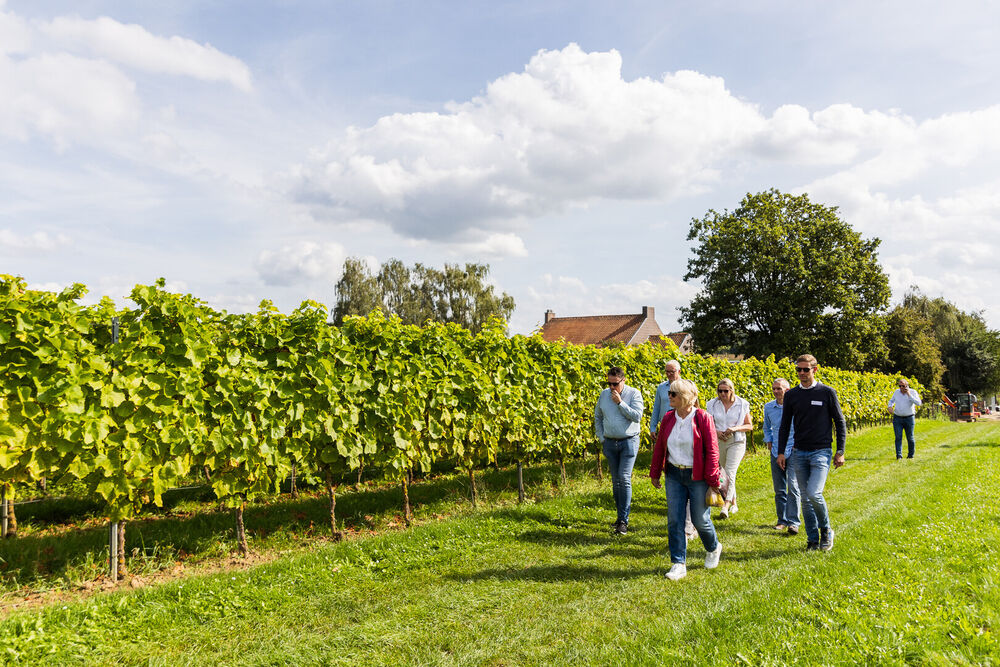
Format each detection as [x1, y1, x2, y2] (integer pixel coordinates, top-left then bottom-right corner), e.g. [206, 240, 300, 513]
[910, 390, 923, 407]
[763, 405, 774, 447]
[830, 387, 847, 466]
[649, 386, 662, 435]
[650, 419, 668, 488]
[777, 394, 793, 469]
[888, 390, 897, 413]
[594, 395, 604, 442]
[731, 400, 752, 433]
[618, 387, 643, 423]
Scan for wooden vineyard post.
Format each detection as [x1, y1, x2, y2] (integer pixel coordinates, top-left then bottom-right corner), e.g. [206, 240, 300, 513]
[324, 468, 343, 541]
[401, 471, 412, 527]
[109, 521, 119, 582]
[468, 468, 478, 507]
[1, 486, 7, 538]
[234, 500, 248, 556]
[290, 462, 298, 498]
[117, 521, 127, 576]
[595, 448, 603, 481]
[517, 461, 525, 504]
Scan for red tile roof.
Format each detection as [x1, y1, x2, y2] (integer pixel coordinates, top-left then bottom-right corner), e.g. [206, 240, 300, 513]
[541, 312, 655, 346]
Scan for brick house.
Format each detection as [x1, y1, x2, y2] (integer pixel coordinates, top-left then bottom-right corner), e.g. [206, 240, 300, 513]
[539, 306, 693, 352]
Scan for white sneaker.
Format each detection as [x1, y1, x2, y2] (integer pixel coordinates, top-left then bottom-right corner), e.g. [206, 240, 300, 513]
[705, 543, 723, 569]
[665, 563, 687, 580]
[729, 503, 739, 516]
[718, 507, 728, 519]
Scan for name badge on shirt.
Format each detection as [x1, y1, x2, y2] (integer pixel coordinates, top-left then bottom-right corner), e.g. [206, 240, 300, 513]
[811, 400, 823, 406]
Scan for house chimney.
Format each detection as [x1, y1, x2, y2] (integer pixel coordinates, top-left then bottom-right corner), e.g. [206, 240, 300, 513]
[544, 309, 556, 324]
[642, 306, 654, 320]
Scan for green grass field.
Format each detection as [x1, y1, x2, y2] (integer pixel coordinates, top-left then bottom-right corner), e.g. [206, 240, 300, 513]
[2, 420, 999, 665]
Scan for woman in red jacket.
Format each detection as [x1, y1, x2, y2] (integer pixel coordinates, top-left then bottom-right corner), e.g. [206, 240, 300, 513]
[650, 378, 724, 581]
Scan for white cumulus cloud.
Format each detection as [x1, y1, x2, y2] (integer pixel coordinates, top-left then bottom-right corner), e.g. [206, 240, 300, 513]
[0, 229, 71, 250]
[291, 43, 768, 239]
[255, 241, 348, 286]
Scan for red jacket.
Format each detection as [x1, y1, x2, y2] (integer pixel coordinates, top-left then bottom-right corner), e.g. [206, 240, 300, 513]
[649, 408, 721, 488]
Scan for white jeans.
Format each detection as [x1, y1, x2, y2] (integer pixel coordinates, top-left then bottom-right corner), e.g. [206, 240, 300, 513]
[718, 438, 746, 502]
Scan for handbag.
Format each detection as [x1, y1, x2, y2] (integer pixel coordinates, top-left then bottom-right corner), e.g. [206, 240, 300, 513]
[706, 468, 729, 507]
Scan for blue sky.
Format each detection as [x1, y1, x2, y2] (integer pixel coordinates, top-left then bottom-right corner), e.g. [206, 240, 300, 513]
[3, 0, 999, 335]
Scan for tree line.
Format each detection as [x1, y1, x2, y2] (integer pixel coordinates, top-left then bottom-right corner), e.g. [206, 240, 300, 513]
[678, 189, 1000, 399]
[347, 189, 996, 400]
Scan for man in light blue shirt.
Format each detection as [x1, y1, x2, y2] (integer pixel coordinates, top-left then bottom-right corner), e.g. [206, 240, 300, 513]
[763, 377, 800, 534]
[649, 359, 681, 436]
[595, 366, 644, 535]
[888, 378, 922, 459]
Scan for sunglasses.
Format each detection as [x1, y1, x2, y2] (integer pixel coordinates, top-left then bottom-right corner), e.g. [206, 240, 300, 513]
[795, 366, 814, 373]
[717, 388, 730, 393]
[607, 380, 622, 387]
[668, 391, 678, 397]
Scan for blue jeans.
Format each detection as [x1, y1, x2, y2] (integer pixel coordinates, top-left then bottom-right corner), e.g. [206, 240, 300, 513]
[770, 455, 801, 527]
[664, 464, 718, 564]
[791, 448, 832, 543]
[893, 414, 916, 458]
[603, 435, 639, 523]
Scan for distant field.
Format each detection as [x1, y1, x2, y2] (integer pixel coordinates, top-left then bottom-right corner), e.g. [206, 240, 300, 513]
[2, 420, 999, 665]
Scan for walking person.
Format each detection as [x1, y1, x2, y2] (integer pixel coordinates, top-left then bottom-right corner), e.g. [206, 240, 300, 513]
[763, 378, 800, 535]
[649, 359, 681, 435]
[705, 378, 751, 519]
[649, 359, 696, 540]
[595, 367, 644, 535]
[888, 378, 922, 460]
[649, 379, 723, 581]
[777, 354, 846, 552]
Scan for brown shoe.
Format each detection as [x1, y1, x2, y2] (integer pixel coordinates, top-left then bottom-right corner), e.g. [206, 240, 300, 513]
[787, 525, 800, 536]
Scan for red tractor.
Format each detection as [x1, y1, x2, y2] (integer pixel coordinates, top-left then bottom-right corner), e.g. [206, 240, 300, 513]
[943, 393, 981, 421]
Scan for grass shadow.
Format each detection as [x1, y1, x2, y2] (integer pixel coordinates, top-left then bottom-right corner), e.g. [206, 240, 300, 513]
[449, 563, 660, 583]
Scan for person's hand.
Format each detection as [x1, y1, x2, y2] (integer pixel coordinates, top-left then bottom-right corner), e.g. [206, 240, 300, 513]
[777, 453, 786, 470]
[833, 452, 845, 468]
[651, 477, 661, 489]
[723, 427, 733, 438]
[611, 388, 622, 405]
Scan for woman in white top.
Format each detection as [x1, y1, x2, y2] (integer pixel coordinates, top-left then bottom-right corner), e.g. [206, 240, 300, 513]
[705, 378, 752, 519]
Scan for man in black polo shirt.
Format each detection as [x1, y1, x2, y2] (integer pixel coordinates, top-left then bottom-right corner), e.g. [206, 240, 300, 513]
[777, 354, 846, 552]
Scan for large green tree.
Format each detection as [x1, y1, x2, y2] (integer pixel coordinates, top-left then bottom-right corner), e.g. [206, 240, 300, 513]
[680, 189, 890, 370]
[899, 289, 1000, 395]
[331, 258, 382, 326]
[332, 258, 515, 333]
[882, 298, 946, 398]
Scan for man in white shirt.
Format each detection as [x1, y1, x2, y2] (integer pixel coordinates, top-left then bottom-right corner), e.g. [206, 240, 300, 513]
[888, 378, 922, 460]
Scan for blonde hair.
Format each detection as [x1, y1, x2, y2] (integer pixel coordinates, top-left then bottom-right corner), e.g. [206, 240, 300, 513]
[669, 378, 699, 410]
[717, 378, 735, 393]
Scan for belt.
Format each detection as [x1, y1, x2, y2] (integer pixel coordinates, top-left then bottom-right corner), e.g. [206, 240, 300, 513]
[605, 435, 636, 442]
[669, 462, 692, 470]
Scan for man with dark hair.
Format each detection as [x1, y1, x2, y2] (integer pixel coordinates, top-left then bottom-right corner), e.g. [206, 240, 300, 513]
[777, 354, 846, 552]
[595, 366, 644, 535]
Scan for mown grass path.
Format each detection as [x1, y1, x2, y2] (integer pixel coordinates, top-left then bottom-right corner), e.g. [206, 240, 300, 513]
[2, 421, 999, 665]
